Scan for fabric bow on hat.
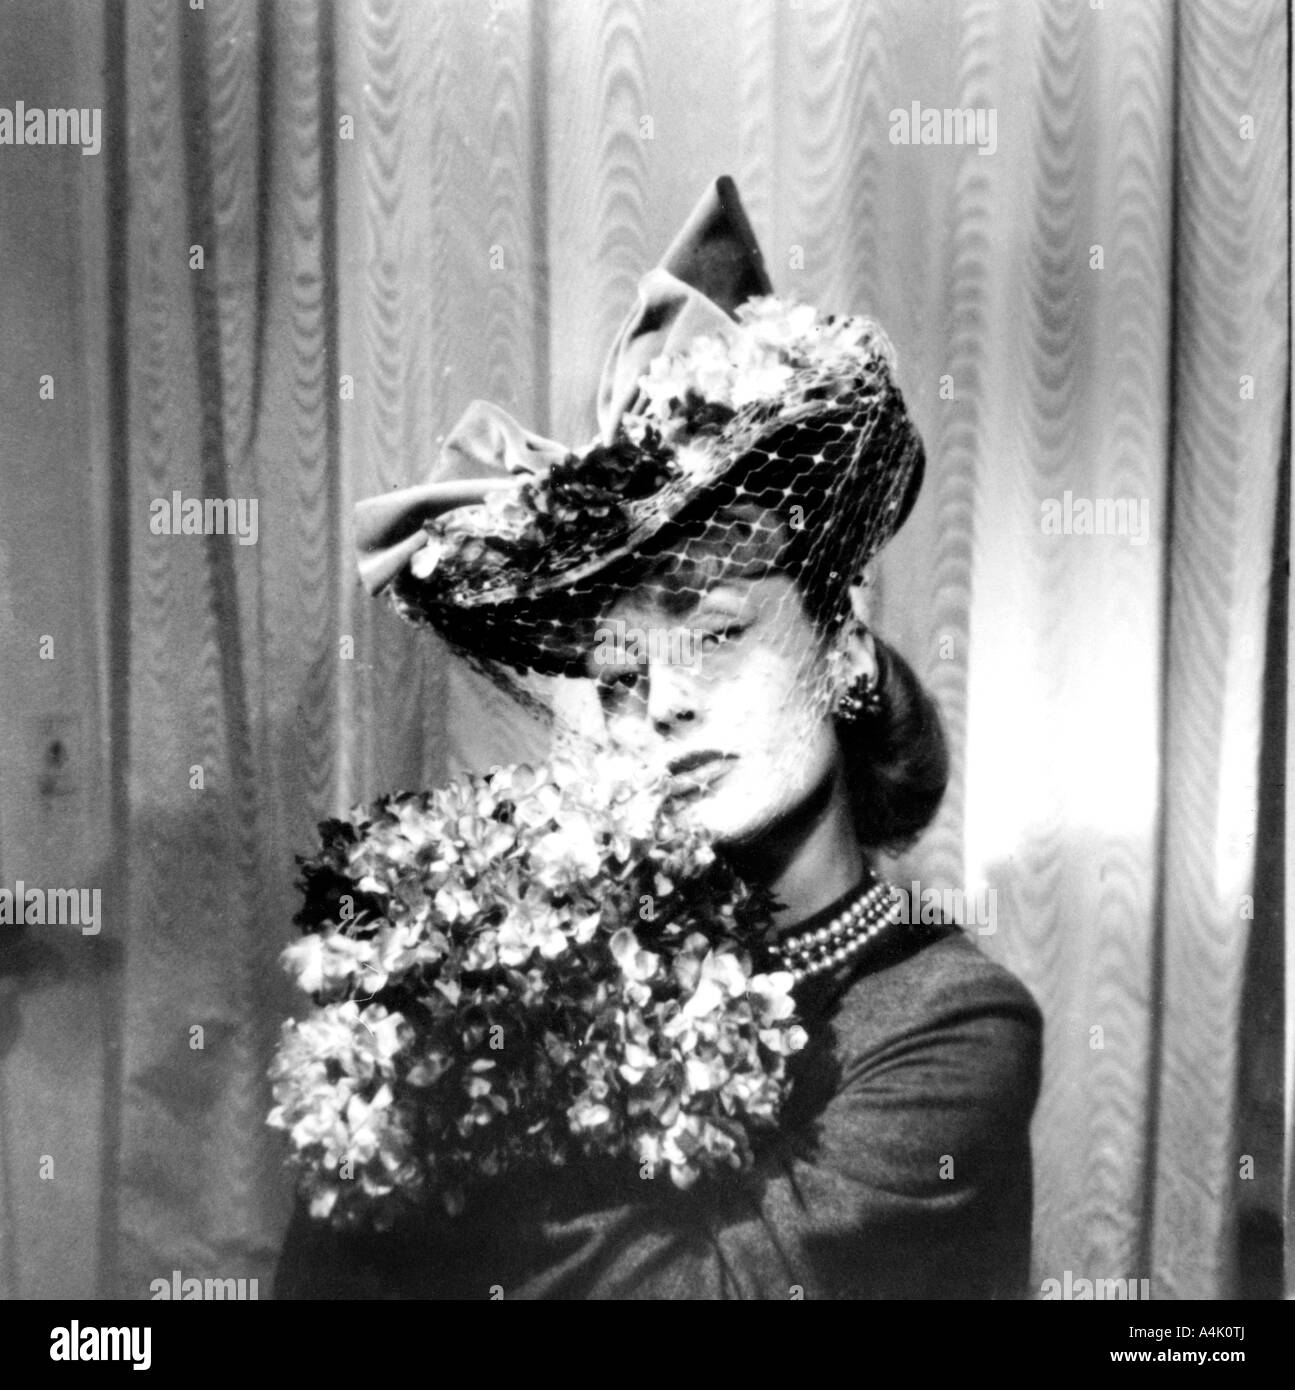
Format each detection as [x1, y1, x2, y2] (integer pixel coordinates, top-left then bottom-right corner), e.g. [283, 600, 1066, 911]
[353, 403, 562, 596]
[354, 176, 772, 596]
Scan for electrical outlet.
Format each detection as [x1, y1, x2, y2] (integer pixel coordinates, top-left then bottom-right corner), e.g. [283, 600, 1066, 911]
[33, 712, 81, 798]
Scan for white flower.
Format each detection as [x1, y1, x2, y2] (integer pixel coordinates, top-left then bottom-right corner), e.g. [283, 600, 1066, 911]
[619, 1041, 656, 1084]
[433, 884, 479, 924]
[730, 361, 794, 409]
[308, 1187, 341, 1219]
[684, 1057, 715, 1092]
[571, 909, 601, 944]
[610, 928, 660, 982]
[630, 295, 895, 435]
[529, 811, 602, 887]
[569, 1096, 613, 1132]
[281, 934, 325, 992]
[681, 977, 723, 1020]
[747, 969, 797, 1023]
[361, 1011, 407, 1064]
[760, 1023, 809, 1056]
[479, 484, 530, 536]
[699, 949, 748, 999]
[496, 904, 569, 966]
[409, 536, 445, 579]
[673, 440, 717, 483]
[281, 931, 375, 997]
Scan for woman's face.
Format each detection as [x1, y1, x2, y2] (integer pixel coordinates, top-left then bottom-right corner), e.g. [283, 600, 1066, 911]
[587, 569, 843, 846]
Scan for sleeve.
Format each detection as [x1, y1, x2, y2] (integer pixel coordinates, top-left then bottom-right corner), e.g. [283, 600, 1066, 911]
[526, 962, 1044, 1300]
[699, 969, 1044, 1299]
[273, 1198, 414, 1300]
[274, 954, 1043, 1301]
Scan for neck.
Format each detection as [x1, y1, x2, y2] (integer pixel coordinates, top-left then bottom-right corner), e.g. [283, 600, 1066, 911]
[724, 767, 866, 933]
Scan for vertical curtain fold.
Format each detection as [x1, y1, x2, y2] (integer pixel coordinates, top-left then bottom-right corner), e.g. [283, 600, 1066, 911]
[1149, 0, 1287, 1300]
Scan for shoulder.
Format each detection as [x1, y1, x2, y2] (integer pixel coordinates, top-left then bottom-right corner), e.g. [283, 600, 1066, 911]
[785, 922, 1041, 1256]
[859, 922, 1040, 1024]
[829, 924, 1043, 1115]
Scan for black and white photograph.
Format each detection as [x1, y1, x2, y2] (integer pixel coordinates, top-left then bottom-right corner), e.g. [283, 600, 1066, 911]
[0, 0, 1289, 1353]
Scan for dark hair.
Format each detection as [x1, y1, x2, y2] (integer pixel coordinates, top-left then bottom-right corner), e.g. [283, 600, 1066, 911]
[839, 635, 948, 852]
[606, 497, 949, 850]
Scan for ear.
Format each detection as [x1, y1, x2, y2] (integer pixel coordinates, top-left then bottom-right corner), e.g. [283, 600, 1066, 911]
[838, 579, 877, 683]
[846, 569, 875, 627]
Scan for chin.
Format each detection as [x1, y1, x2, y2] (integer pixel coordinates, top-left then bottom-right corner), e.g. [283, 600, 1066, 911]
[688, 753, 837, 849]
[685, 782, 787, 848]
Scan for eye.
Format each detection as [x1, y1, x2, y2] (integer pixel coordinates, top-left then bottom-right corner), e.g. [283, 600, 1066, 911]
[598, 667, 644, 706]
[697, 623, 747, 654]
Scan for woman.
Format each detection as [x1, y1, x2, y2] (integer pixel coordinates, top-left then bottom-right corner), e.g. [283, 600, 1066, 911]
[275, 177, 1042, 1299]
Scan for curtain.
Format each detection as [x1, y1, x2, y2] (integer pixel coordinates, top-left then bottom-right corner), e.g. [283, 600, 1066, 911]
[0, 0, 1285, 1299]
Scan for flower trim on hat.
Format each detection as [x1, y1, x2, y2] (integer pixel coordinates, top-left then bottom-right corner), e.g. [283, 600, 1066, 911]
[399, 296, 903, 613]
[628, 294, 899, 443]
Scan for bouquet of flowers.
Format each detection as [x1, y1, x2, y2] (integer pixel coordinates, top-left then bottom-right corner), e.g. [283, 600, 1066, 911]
[267, 754, 808, 1230]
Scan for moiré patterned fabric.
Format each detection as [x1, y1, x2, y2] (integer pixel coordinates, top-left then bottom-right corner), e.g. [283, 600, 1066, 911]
[9, 0, 1279, 1301]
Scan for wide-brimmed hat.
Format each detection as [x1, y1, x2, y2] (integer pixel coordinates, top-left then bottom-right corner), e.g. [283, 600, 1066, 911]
[354, 176, 925, 677]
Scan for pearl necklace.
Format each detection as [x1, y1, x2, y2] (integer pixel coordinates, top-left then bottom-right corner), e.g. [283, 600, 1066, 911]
[768, 876, 904, 986]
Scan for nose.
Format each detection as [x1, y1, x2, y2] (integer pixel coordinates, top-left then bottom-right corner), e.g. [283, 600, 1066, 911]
[646, 660, 698, 736]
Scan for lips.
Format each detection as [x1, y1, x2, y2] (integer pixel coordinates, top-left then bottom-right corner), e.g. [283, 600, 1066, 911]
[667, 750, 736, 777]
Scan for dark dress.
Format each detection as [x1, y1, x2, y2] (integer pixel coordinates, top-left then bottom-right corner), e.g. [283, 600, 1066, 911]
[274, 910, 1043, 1300]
